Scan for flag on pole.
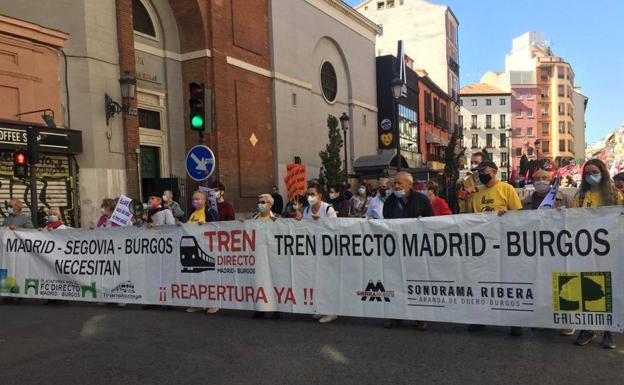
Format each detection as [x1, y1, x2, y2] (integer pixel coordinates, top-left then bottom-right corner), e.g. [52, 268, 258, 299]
[538, 173, 561, 209]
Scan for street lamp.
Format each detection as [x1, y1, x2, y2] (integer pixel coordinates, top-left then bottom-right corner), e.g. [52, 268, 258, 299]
[391, 77, 403, 171]
[534, 139, 541, 161]
[105, 72, 137, 126]
[506, 126, 512, 181]
[339, 112, 350, 184]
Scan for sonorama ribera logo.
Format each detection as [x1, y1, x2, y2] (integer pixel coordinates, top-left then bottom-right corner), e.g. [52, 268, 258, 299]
[358, 280, 394, 302]
[552, 272, 613, 327]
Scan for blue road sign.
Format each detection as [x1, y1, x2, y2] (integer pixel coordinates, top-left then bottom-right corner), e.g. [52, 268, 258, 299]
[185, 145, 216, 181]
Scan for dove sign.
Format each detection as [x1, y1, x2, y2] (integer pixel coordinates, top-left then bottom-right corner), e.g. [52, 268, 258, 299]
[185, 145, 216, 181]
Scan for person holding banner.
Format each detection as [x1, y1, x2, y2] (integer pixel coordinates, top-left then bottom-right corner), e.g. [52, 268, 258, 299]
[184, 190, 218, 314]
[41, 208, 68, 230]
[521, 170, 572, 210]
[468, 161, 523, 336]
[383, 171, 433, 330]
[366, 177, 390, 219]
[3, 199, 33, 230]
[301, 181, 338, 323]
[328, 184, 350, 218]
[572, 159, 621, 349]
[146, 192, 176, 226]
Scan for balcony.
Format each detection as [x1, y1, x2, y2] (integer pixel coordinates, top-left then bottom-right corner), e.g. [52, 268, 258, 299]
[448, 57, 460, 76]
[470, 125, 477, 129]
[485, 124, 493, 129]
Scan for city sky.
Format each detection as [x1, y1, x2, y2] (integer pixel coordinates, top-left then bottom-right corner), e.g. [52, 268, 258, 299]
[345, 0, 624, 144]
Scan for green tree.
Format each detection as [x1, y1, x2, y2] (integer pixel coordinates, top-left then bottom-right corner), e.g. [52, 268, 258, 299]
[319, 114, 345, 186]
[440, 129, 466, 213]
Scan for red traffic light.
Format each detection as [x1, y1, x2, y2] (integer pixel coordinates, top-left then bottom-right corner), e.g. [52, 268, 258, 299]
[14, 150, 27, 165]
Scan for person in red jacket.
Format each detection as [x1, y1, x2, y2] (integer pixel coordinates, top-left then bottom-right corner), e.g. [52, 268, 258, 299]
[422, 181, 452, 216]
[211, 181, 236, 221]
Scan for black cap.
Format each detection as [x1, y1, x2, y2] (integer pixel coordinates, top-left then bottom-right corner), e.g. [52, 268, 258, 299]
[148, 191, 161, 198]
[472, 161, 498, 172]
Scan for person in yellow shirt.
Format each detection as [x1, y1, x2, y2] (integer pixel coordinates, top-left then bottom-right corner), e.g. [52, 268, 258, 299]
[468, 160, 523, 336]
[470, 161, 522, 214]
[184, 190, 218, 314]
[573, 159, 623, 209]
[572, 158, 621, 349]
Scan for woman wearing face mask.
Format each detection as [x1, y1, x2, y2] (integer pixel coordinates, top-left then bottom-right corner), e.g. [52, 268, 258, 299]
[184, 191, 218, 314]
[572, 159, 622, 349]
[40, 208, 68, 230]
[96, 198, 119, 228]
[350, 183, 371, 217]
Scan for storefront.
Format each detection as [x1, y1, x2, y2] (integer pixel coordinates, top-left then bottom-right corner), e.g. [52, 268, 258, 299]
[0, 120, 82, 227]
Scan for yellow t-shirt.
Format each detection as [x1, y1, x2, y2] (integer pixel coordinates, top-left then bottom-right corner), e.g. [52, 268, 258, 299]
[472, 181, 522, 213]
[573, 190, 624, 208]
[187, 209, 206, 223]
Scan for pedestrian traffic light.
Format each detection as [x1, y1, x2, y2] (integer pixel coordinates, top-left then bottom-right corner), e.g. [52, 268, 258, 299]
[13, 150, 28, 178]
[189, 82, 205, 131]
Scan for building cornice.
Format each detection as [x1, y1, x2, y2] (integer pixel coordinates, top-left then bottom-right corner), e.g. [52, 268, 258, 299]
[305, 0, 381, 40]
[0, 14, 69, 47]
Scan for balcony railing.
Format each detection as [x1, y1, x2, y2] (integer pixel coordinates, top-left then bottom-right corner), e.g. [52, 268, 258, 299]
[448, 57, 460, 75]
[485, 124, 493, 129]
[470, 125, 477, 129]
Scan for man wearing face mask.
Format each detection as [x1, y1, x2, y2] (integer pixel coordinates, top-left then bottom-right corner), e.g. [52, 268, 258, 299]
[162, 190, 185, 222]
[211, 181, 236, 221]
[366, 177, 390, 219]
[328, 184, 350, 218]
[145, 192, 176, 226]
[253, 194, 277, 221]
[300, 181, 338, 324]
[3, 199, 34, 230]
[382, 171, 433, 330]
[459, 152, 486, 213]
[469, 161, 522, 214]
[521, 169, 572, 210]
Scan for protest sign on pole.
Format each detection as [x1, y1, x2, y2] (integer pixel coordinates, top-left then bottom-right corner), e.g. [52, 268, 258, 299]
[1, 207, 622, 332]
[109, 195, 133, 227]
[283, 164, 307, 201]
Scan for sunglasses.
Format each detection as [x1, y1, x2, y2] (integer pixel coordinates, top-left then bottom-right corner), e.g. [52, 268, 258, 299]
[257, 201, 268, 204]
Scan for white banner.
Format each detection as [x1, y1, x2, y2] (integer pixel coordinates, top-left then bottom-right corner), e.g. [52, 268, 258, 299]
[1, 207, 622, 331]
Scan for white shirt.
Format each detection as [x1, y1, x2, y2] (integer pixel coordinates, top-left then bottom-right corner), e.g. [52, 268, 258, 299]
[366, 196, 385, 219]
[150, 208, 176, 225]
[303, 201, 337, 219]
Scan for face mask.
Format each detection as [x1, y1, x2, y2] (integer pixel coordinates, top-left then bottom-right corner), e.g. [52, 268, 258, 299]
[192, 199, 202, 209]
[47, 215, 58, 223]
[394, 190, 406, 199]
[162, 195, 168, 202]
[100, 207, 105, 215]
[478, 173, 493, 185]
[585, 174, 602, 185]
[358, 188, 366, 196]
[533, 181, 551, 194]
[307, 196, 318, 206]
[330, 192, 340, 200]
[258, 203, 267, 213]
[419, 190, 429, 197]
[215, 191, 223, 200]
[7, 207, 14, 215]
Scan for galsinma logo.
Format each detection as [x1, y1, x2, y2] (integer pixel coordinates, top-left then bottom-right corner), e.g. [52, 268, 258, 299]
[552, 272, 612, 313]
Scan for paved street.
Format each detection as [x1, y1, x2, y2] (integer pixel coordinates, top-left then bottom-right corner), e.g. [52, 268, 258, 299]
[1, 301, 622, 385]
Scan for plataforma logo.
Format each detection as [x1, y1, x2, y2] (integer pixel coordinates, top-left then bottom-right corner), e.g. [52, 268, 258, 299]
[24, 278, 40, 295]
[552, 272, 612, 313]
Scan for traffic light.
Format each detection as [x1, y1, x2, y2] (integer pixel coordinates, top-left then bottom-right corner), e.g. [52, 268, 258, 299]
[189, 82, 205, 131]
[13, 150, 28, 178]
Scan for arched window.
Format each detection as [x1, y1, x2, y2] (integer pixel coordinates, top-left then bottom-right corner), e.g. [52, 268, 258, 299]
[320, 61, 337, 103]
[133, 0, 156, 38]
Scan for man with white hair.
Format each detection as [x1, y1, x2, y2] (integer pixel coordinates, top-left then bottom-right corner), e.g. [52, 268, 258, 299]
[366, 177, 391, 219]
[382, 171, 433, 330]
[3, 199, 34, 229]
[253, 193, 276, 220]
[162, 190, 185, 221]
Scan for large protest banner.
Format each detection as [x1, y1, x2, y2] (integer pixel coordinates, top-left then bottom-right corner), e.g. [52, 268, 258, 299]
[0, 207, 622, 331]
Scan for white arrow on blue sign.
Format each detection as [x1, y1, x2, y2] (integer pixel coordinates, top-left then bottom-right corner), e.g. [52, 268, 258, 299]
[185, 145, 216, 181]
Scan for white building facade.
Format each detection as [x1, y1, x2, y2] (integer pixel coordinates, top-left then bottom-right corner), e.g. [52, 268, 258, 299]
[460, 84, 512, 181]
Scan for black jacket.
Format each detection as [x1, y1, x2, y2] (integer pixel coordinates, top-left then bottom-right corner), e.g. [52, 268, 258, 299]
[383, 192, 434, 219]
[271, 193, 284, 215]
[329, 196, 350, 217]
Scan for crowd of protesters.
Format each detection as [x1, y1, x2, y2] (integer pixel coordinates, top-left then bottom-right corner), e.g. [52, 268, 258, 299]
[1, 156, 620, 349]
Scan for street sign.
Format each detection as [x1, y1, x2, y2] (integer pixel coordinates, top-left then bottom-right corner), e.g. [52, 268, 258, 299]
[185, 145, 215, 181]
[0, 123, 82, 154]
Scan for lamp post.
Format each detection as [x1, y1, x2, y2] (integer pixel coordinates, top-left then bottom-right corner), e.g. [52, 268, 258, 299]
[534, 139, 541, 162]
[339, 112, 350, 185]
[105, 72, 137, 125]
[506, 126, 512, 181]
[391, 77, 404, 171]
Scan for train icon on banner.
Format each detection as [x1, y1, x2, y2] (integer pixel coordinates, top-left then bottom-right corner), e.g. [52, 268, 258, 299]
[180, 236, 215, 273]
